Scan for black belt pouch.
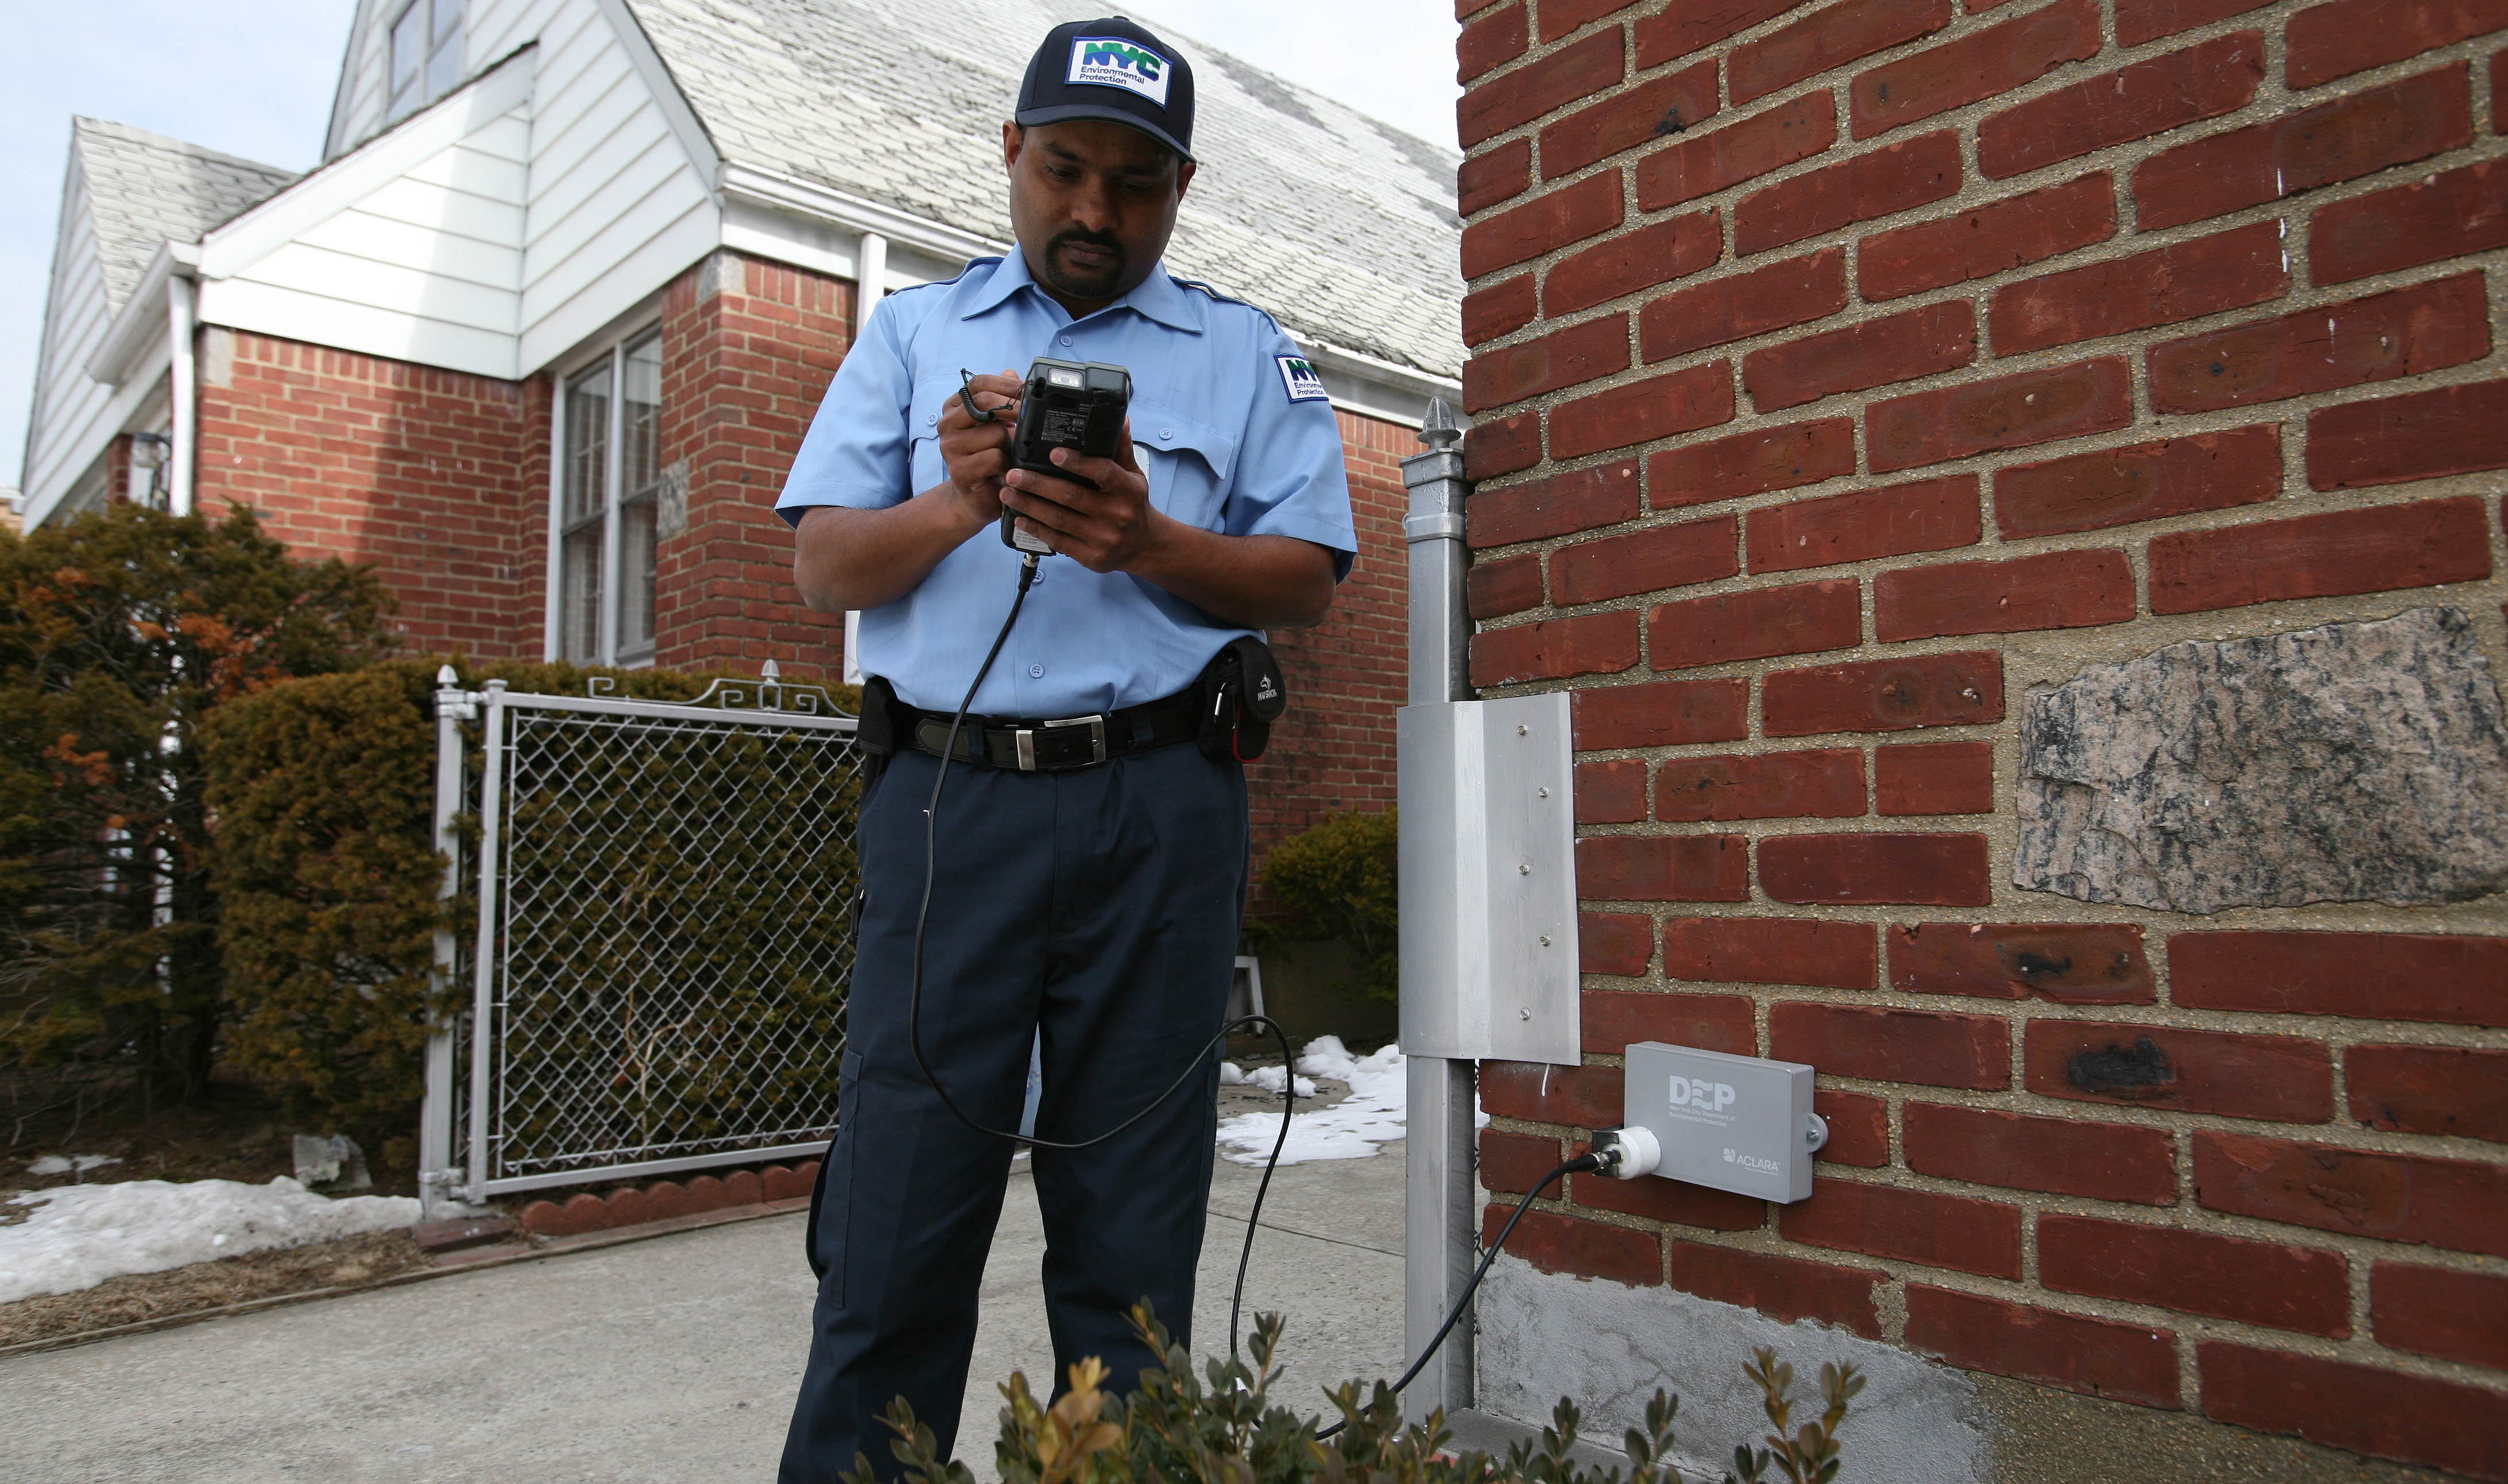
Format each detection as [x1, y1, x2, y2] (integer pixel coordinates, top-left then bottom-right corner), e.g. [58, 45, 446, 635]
[1197, 636, 1288, 763]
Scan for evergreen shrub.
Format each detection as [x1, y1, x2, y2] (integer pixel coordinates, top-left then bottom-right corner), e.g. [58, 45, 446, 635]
[1253, 810, 1397, 1002]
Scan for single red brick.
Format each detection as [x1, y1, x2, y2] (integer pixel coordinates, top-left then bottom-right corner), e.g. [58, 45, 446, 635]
[1574, 1164, 1768, 1228]
[645, 1180, 693, 1219]
[1763, 650, 2004, 736]
[2497, 45, 2507, 132]
[1458, 0, 1505, 13]
[1883, 547, 2137, 642]
[1859, 173, 2115, 301]
[1851, 0, 2102, 140]
[1761, 832, 1992, 906]
[1464, 315, 1631, 412]
[1542, 61, 1722, 180]
[2309, 377, 2508, 490]
[1466, 410, 1543, 479]
[1746, 475, 1983, 575]
[1875, 741, 1993, 816]
[1464, 275, 1539, 346]
[1868, 357, 2134, 472]
[1665, 915, 1878, 988]
[1650, 578, 1861, 671]
[1736, 130, 1963, 257]
[1816, 1088, 1890, 1166]
[1909, 1105, 2178, 1204]
[1461, 138, 1535, 215]
[1771, 1001, 2009, 1086]
[2321, 153, 2508, 285]
[760, 1163, 810, 1202]
[2026, 1021, 2334, 1122]
[1733, 0, 1953, 106]
[1643, 251, 1849, 369]
[722, 1169, 763, 1207]
[1573, 677, 1752, 747]
[1584, 988, 1758, 1055]
[2173, 929, 2508, 1027]
[1656, 748, 1867, 823]
[2116, 0, 2271, 45]
[1992, 220, 2289, 356]
[1546, 211, 1722, 319]
[2041, 1214, 2350, 1334]
[1551, 515, 1739, 606]
[1481, 1126, 1562, 1194]
[1744, 300, 1976, 413]
[1637, 92, 1839, 212]
[1577, 834, 1751, 901]
[1540, 0, 1648, 41]
[1890, 922, 2154, 1003]
[2150, 497, 2491, 614]
[1979, 31, 2265, 180]
[1552, 362, 1738, 459]
[1574, 760, 1648, 824]
[2348, 1044, 2508, 1144]
[1469, 551, 1546, 619]
[2152, 272, 2490, 414]
[1460, 30, 1627, 148]
[1462, 171, 1627, 278]
[1483, 1059, 1627, 1126]
[1780, 1176, 2023, 1275]
[1674, 1242, 1886, 1336]
[2201, 1338, 2508, 1480]
[2135, 63, 2472, 231]
[2287, 0, 2508, 88]
[1906, 1286, 2180, 1408]
[685, 1175, 733, 1212]
[1470, 610, 1642, 685]
[1995, 425, 2280, 538]
[1469, 459, 1641, 547]
[1458, 2, 1530, 83]
[2374, 1261, 2508, 1370]
[1580, 911, 1656, 975]
[1483, 1203, 1663, 1284]
[1636, 0, 1802, 68]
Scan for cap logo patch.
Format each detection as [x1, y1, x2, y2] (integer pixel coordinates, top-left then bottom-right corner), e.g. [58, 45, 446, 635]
[1276, 355, 1329, 404]
[1068, 37, 1172, 106]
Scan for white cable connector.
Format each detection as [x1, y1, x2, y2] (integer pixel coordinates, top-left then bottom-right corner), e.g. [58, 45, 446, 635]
[1590, 1125, 1661, 1181]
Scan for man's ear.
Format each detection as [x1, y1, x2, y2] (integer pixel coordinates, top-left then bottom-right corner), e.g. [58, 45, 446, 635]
[1175, 159, 1196, 201]
[1002, 121, 1024, 176]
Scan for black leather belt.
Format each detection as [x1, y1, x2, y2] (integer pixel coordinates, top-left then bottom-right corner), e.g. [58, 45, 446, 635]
[902, 685, 1205, 772]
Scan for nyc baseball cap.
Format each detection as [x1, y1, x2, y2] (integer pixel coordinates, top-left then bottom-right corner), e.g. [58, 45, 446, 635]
[1015, 17, 1197, 162]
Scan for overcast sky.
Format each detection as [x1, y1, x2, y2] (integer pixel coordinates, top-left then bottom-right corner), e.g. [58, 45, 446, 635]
[0, 3, 1461, 497]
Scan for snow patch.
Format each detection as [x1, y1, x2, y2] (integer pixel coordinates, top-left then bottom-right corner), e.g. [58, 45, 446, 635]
[1220, 1062, 1316, 1098]
[0, 1177, 421, 1304]
[1216, 1036, 1407, 1166]
[25, 1154, 119, 1177]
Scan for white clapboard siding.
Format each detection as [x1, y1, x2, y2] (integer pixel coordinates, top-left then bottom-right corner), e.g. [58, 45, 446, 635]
[518, 193, 713, 373]
[198, 278, 519, 378]
[21, 164, 129, 516]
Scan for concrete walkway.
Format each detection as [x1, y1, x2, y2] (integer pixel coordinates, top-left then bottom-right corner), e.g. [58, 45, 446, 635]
[0, 1145, 1406, 1483]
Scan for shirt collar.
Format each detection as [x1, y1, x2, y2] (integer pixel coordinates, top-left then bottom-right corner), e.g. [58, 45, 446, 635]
[960, 249, 1205, 335]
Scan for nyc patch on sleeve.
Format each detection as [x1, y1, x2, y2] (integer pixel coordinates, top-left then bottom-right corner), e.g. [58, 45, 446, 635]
[1275, 355, 1330, 404]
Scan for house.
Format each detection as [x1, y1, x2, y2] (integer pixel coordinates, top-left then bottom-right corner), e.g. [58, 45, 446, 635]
[18, 0, 1462, 902]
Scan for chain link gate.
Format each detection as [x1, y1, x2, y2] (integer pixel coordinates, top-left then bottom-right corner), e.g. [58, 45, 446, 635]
[419, 664, 864, 1213]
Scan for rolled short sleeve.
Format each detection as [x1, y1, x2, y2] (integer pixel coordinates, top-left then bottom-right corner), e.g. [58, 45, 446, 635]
[1223, 331, 1361, 582]
[775, 294, 918, 526]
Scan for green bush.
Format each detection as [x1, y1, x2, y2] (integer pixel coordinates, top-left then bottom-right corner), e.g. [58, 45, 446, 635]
[0, 504, 393, 1101]
[203, 656, 859, 1149]
[855, 1304, 1863, 1484]
[1253, 809, 1398, 1002]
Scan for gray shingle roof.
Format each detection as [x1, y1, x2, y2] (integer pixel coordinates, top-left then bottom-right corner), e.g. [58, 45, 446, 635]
[623, 0, 1465, 381]
[69, 118, 298, 313]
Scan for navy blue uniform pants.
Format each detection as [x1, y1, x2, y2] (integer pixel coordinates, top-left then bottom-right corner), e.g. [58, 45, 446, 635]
[779, 742, 1247, 1483]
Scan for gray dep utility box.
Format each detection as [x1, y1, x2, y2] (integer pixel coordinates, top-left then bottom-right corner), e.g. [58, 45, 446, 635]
[1621, 1042, 1828, 1203]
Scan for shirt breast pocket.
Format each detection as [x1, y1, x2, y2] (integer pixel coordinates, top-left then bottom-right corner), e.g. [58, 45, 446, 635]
[1132, 404, 1237, 532]
[906, 373, 971, 497]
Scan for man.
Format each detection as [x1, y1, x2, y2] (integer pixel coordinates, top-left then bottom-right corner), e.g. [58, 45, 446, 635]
[772, 18, 1356, 1482]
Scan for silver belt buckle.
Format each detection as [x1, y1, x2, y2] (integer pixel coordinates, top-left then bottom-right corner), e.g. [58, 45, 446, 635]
[1039, 714, 1108, 769]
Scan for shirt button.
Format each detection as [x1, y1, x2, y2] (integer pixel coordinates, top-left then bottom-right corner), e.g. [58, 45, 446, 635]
[1028, 663, 1045, 679]
[1159, 428, 1172, 440]
[1058, 335, 1074, 347]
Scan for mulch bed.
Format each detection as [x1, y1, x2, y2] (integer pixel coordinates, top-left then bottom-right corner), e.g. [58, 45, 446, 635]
[0, 1227, 438, 1350]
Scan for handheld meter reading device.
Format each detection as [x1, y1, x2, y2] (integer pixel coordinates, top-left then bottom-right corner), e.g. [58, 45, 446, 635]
[999, 357, 1132, 554]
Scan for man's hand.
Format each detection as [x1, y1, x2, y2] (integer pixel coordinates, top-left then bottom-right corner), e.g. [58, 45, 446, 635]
[997, 420, 1160, 573]
[936, 369, 1024, 526]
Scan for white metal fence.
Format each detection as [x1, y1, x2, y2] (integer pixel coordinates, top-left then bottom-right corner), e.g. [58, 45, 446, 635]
[419, 665, 862, 1211]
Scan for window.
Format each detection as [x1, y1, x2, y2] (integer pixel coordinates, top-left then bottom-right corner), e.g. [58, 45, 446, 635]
[386, 0, 465, 122]
[556, 330, 665, 665]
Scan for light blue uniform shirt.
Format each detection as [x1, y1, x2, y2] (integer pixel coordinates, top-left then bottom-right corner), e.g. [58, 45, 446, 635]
[777, 251, 1358, 717]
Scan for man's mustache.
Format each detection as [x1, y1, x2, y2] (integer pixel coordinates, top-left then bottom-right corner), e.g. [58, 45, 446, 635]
[1048, 228, 1126, 265]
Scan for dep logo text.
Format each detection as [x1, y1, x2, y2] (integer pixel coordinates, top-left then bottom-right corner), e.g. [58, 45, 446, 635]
[1668, 1075, 1737, 1112]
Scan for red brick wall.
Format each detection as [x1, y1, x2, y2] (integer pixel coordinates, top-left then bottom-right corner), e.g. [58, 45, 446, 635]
[1460, 2, 2508, 1475]
[196, 330, 543, 658]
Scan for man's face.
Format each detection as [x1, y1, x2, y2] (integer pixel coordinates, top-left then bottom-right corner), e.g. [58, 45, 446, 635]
[1003, 120, 1195, 313]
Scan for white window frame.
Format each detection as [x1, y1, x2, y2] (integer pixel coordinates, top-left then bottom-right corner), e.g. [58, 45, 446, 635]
[386, 0, 466, 123]
[545, 323, 665, 668]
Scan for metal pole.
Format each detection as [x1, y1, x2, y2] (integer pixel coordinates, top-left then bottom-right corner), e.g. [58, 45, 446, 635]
[419, 668, 474, 1217]
[466, 680, 509, 1204]
[1399, 398, 1477, 1424]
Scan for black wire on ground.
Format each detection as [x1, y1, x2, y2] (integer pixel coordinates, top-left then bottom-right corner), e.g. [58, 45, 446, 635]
[1313, 1153, 1605, 1442]
[903, 551, 1300, 1360]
